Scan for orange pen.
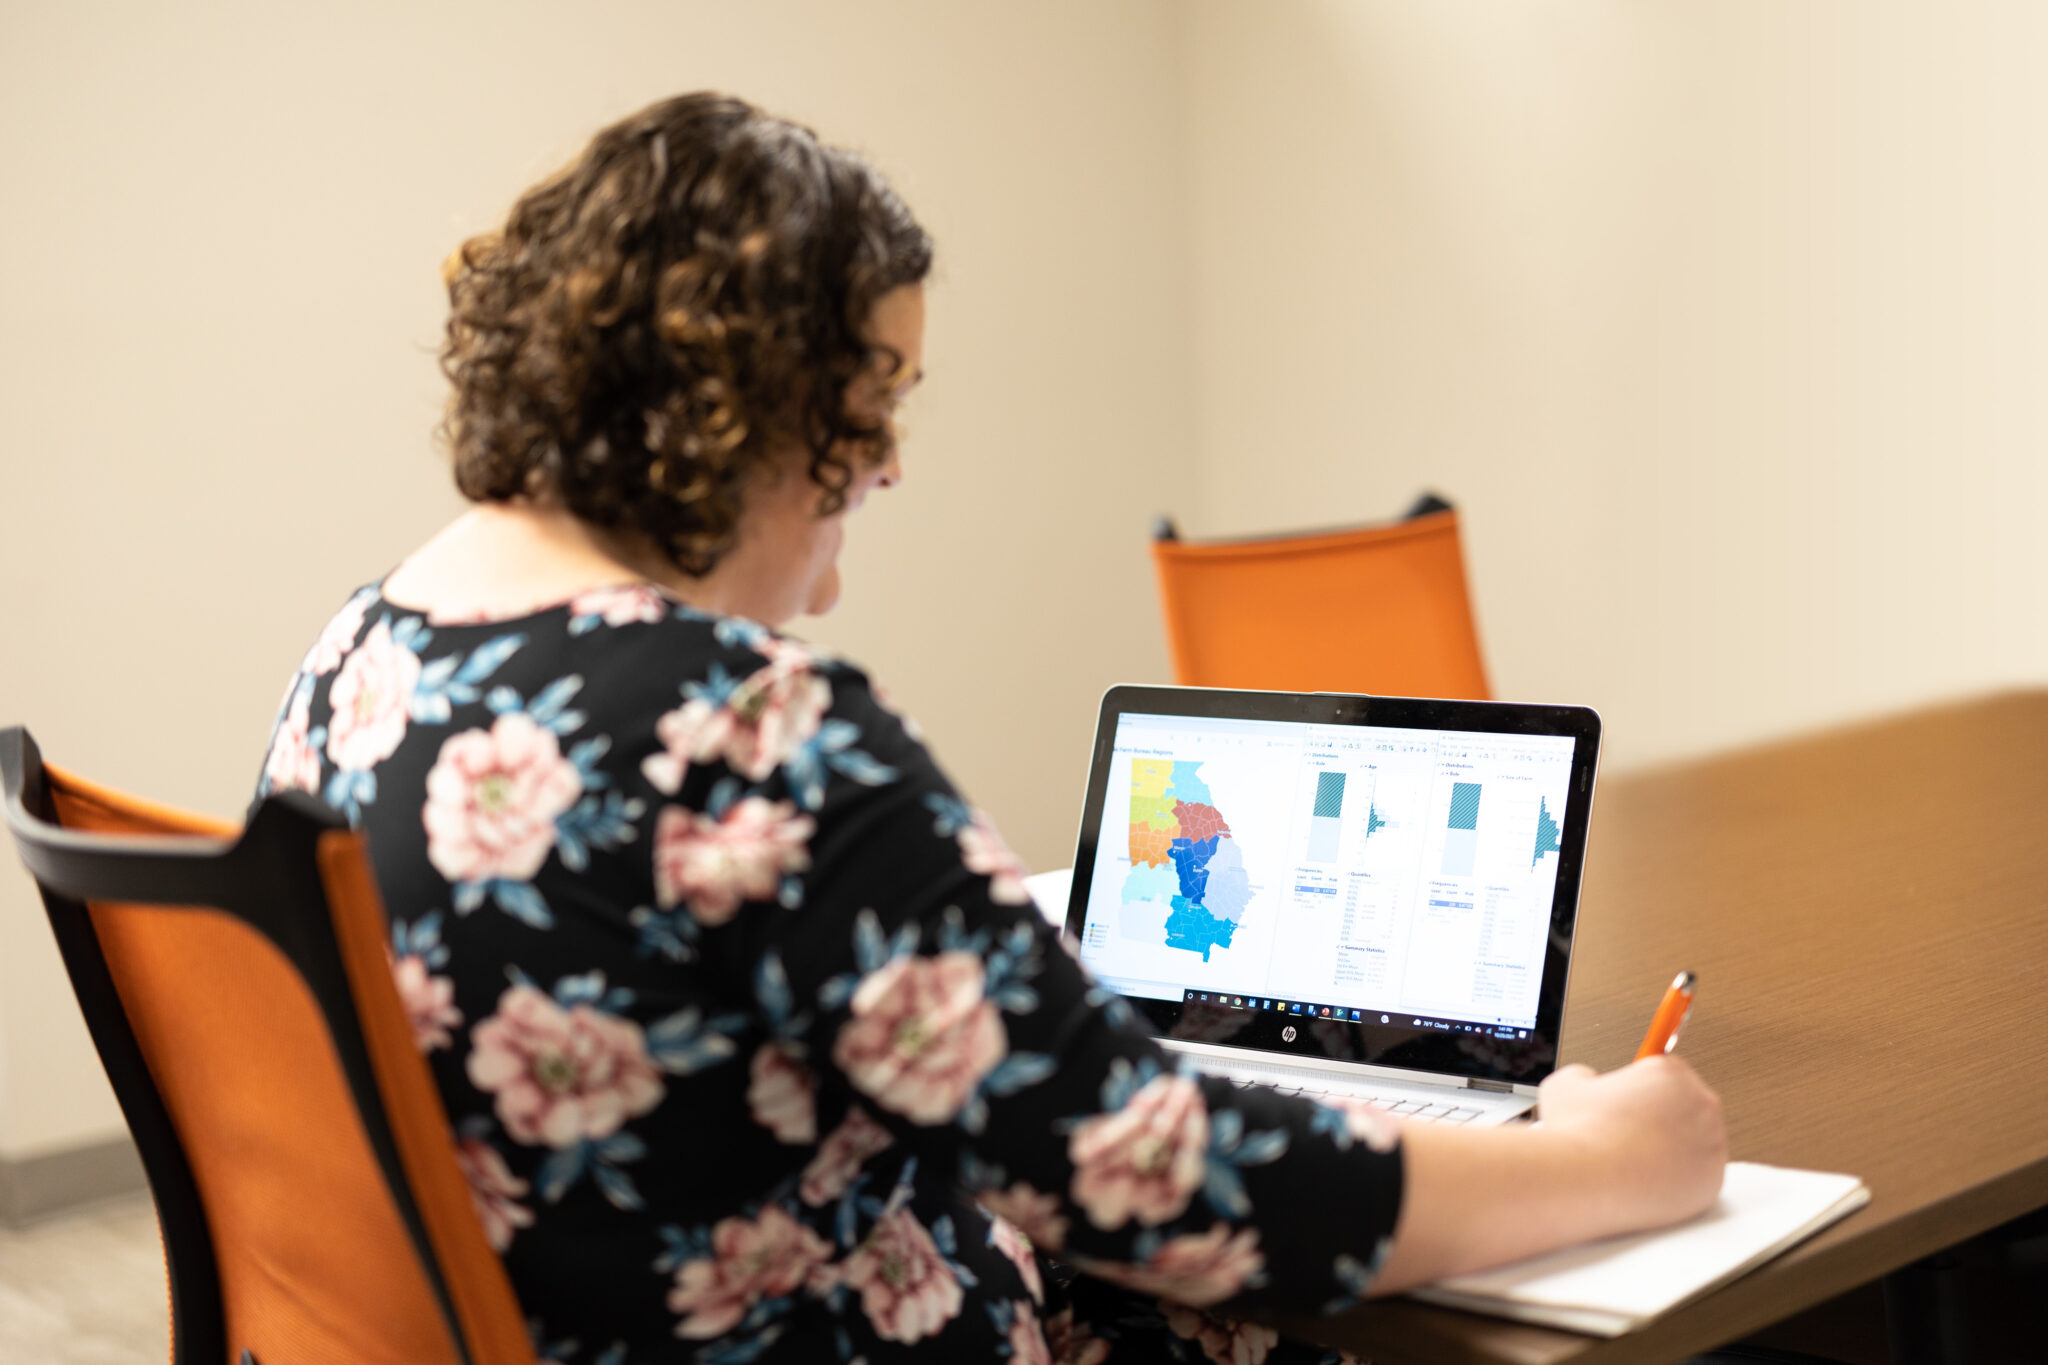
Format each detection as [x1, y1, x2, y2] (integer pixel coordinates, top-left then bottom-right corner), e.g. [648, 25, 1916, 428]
[1634, 971, 1698, 1060]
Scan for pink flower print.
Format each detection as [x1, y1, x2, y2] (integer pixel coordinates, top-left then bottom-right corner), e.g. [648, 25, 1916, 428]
[747, 1041, 817, 1144]
[302, 591, 371, 676]
[650, 797, 813, 925]
[423, 713, 583, 886]
[831, 952, 1006, 1126]
[977, 1182, 1071, 1253]
[455, 1137, 533, 1252]
[325, 619, 422, 772]
[1043, 1305, 1111, 1365]
[1067, 1073, 1210, 1230]
[667, 1205, 833, 1339]
[988, 1214, 1044, 1304]
[262, 685, 322, 795]
[569, 584, 671, 630]
[958, 809, 1032, 905]
[639, 655, 831, 794]
[1160, 1302, 1279, 1365]
[800, 1106, 896, 1206]
[465, 984, 664, 1148]
[390, 950, 462, 1052]
[1006, 1298, 1054, 1365]
[1075, 1224, 1266, 1308]
[839, 1206, 964, 1344]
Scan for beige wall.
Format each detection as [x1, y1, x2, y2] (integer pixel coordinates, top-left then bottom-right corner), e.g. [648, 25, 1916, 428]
[4, 1, 2044, 1161]
[1181, 0, 2048, 764]
[0, 0, 1184, 1158]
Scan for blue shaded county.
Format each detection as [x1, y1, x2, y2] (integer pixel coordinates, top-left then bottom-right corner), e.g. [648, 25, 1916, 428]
[1168, 835, 1218, 902]
[1165, 893, 1239, 960]
[1163, 834, 1239, 959]
[1168, 761, 1213, 806]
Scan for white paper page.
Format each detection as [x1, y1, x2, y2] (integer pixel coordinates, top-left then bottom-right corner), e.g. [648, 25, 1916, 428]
[1411, 1162, 1869, 1335]
[1024, 867, 1073, 929]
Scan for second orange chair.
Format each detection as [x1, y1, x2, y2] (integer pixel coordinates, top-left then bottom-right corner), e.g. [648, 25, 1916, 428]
[1150, 493, 1492, 701]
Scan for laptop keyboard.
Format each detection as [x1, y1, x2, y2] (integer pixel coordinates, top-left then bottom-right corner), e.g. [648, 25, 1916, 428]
[1218, 1074, 1485, 1124]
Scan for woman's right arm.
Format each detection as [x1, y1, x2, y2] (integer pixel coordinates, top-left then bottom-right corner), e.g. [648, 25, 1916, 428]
[1368, 1056, 1727, 1295]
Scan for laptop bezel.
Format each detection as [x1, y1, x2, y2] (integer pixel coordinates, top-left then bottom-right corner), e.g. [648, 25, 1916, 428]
[1064, 684, 1602, 1090]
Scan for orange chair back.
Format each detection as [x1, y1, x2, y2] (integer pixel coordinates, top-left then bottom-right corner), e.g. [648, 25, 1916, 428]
[0, 728, 533, 1365]
[1151, 505, 1492, 700]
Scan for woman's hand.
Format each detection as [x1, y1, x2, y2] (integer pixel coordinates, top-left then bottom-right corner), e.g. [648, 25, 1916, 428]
[1366, 1058, 1728, 1296]
[1534, 1056, 1728, 1231]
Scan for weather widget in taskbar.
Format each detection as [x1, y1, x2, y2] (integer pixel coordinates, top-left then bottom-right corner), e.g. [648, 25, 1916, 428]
[1181, 989, 1531, 1041]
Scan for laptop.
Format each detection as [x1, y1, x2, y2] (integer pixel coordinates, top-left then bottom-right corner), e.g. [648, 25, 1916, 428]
[1062, 685, 1602, 1127]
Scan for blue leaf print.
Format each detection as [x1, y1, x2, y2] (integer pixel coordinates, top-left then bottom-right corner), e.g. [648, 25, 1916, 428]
[889, 920, 921, 962]
[836, 1175, 867, 1249]
[937, 906, 991, 957]
[1096, 1056, 1161, 1114]
[682, 662, 744, 710]
[957, 1150, 1007, 1193]
[1084, 984, 1138, 1030]
[556, 789, 645, 872]
[924, 791, 973, 838]
[457, 633, 525, 685]
[1233, 1127, 1291, 1165]
[982, 1053, 1057, 1098]
[852, 909, 887, 974]
[389, 615, 433, 653]
[486, 686, 522, 715]
[756, 952, 794, 1027]
[567, 734, 613, 785]
[490, 879, 554, 930]
[958, 1094, 990, 1135]
[590, 1160, 644, 1211]
[540, 1135, 644, 1207]
[413, 633, 527, 721]
[784, 718, 897, 812]
[1202, 1160, 1252, 1219]
[527, 1318, 580, 1363]
[537, 1145, 589, 1204]
[1321, 1241, 1392, 1314]
[554, 971, 603, 1005]
[816, 972, 858, 1011]
[712, 616, 773, 652]
[646, 1006, 744, 1075]
[654, 1223, 715, 1274]
[527, 675, 585, 729]
[630, 906, 699, 963]
[698, 1327, 785, 1365]
[593, 1344, 629, 1365]
[705, 776, 741, 819]
[453, 880, 488, 915]
[390, 910, 449, 968]
[321, 767, 378, 825]
[1210, 1108, 1244, 1152]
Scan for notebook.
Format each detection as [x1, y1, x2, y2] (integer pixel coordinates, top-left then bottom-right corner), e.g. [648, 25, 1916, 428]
[1411, 1162, 1872, 1335]
[1061, 685, 1603, 1126]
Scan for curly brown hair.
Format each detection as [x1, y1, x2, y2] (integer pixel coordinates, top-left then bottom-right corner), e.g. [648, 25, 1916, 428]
[440, 93, 932, 575]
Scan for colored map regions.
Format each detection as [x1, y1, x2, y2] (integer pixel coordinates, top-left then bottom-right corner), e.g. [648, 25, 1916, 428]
[1122, 758, 1250, 962]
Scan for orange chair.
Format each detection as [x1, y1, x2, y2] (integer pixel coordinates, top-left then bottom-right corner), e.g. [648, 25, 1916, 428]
[1150, 493, 1492, 700]
[0, 726, 533, 1365]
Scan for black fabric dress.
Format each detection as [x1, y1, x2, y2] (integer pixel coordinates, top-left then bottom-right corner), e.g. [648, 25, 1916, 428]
[258, 581, 1403, 1365]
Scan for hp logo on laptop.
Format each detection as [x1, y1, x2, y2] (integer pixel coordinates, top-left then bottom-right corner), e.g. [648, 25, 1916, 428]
[1281, 1025, 1296, 1042]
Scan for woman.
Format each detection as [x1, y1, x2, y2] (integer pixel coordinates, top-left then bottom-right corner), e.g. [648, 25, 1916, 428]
[261, 93, 1724, 1364]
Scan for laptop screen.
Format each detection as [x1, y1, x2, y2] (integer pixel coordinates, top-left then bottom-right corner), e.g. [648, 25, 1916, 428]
[1066, 687, 1601, 1086]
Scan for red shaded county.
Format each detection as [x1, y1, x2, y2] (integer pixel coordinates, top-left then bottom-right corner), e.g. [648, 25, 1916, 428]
[1173, 800, 1232, 844]
[1130, 822, 1177, 867]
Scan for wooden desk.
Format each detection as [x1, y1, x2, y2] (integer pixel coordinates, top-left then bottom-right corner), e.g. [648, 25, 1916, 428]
[1275, 691, 2048, 1365]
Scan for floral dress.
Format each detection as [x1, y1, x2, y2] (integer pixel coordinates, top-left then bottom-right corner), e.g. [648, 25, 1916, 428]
[259, 582, 1404, 1365]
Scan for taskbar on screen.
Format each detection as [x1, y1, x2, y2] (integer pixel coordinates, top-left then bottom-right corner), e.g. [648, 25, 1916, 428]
[1180, 988, 1532, 1041]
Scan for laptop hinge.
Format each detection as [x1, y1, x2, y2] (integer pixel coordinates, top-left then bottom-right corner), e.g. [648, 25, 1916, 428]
[1466, 1078, 1516, 1094]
